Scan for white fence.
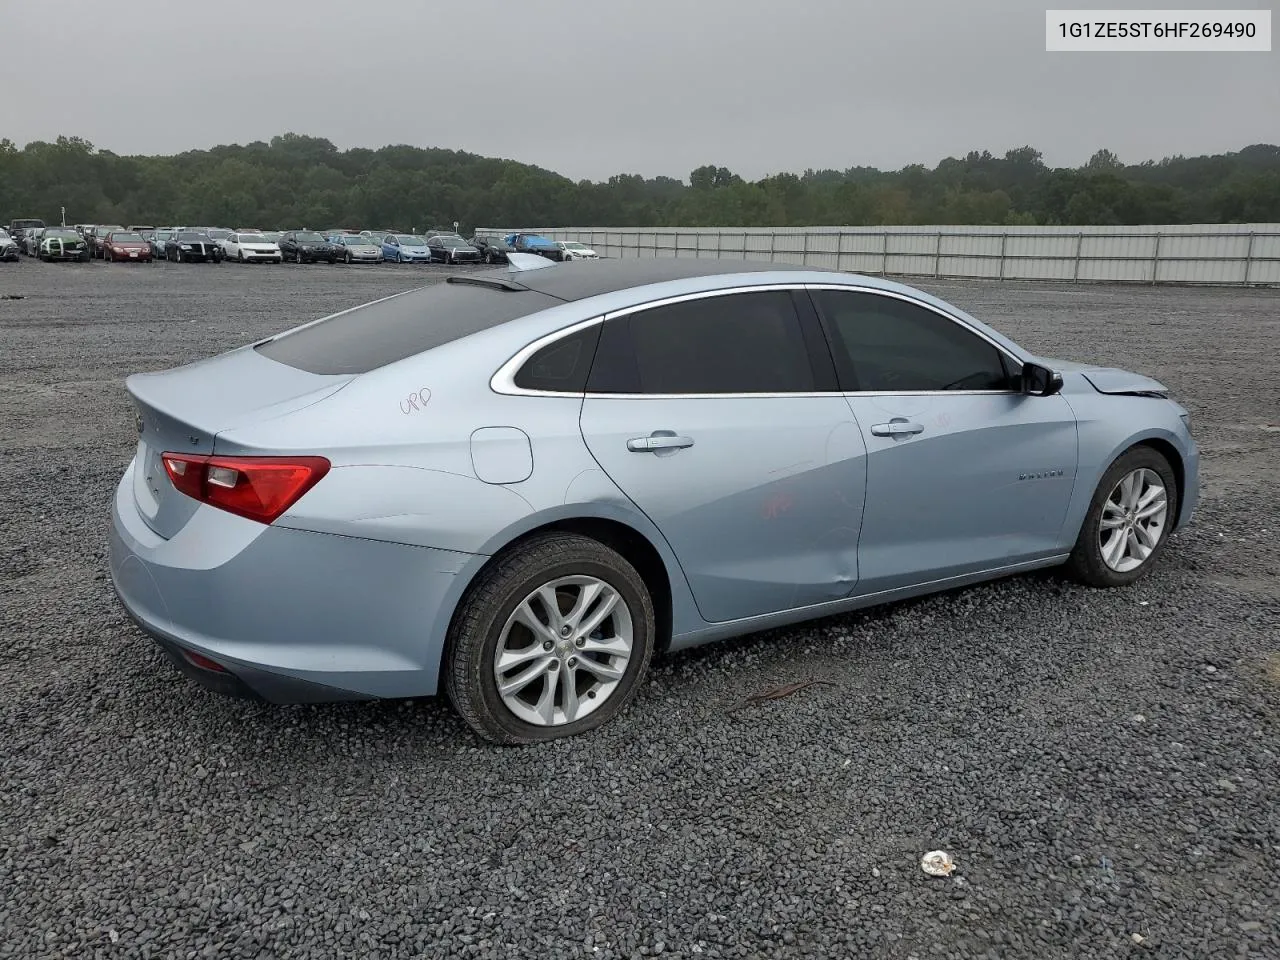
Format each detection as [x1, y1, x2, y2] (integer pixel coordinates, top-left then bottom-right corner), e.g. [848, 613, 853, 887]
[477, 224, 1280, 286]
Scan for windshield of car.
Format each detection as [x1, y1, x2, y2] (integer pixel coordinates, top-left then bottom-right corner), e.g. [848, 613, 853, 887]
[261, 232, 281, 240]
[340, 236, 368, 245]
[399, 236, 426, 246]
[295, 232, 325, 242]
[99, 226, 125, 234]
[155, 230, 172, 239]
[563, 242, 589, 250]
[176, 232, 207, 242]
[238, 234, 269, 243]
[112, 233, 144, 242]
[207, 229, 232, 239]
[46, 229, 78, 239]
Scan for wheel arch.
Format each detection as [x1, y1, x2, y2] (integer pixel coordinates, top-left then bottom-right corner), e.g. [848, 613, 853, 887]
[1094, 430, 1191, 531]
[1130, 436, 1186, 520]
[440, 510, 685, 685]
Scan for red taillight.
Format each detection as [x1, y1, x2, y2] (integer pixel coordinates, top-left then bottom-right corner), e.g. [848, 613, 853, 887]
[161, 453, 330, 524]
[183, 649, 226, 672]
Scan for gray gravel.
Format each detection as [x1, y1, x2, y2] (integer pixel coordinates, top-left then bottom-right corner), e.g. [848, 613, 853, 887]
[1, 259, 1278, 959]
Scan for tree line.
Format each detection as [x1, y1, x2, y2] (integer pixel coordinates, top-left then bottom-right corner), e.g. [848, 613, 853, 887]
[1, 134, 1277, 232]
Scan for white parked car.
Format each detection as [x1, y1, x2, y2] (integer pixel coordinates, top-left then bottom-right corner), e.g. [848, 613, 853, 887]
[223, 232, 284, 263]
[556, 240, 600, 260]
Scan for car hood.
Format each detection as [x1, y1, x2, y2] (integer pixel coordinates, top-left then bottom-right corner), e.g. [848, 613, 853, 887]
[1035, 356, 1169, 395]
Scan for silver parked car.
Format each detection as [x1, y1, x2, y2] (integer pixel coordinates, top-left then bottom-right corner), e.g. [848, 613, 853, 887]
[334, 234, 384, 264]
[109, 257, 1199, 743]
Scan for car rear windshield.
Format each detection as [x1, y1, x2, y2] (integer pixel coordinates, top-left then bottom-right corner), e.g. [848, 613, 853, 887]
[255, 281, 564, 375]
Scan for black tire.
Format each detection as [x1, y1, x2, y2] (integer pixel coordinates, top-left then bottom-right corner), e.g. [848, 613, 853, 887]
[445, 533, 656, 745]
[1064, 445, 1179, 588]
[345, 251, 352, 264]
[295, 250, 304, 265]
[176, 249, 184, 263]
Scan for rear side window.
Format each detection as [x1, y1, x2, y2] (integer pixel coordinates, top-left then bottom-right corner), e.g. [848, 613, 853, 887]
[256, 282, 562, 375]
[587, 290, 816, 394]
[513, 324, 602, 392]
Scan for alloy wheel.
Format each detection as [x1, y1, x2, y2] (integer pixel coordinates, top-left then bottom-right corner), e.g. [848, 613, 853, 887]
[1098, 467, 1168, 573]
[492, 575, 633, 727]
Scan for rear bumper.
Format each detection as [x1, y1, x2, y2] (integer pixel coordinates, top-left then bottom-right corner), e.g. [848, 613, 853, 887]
[108, 461, 475, 703]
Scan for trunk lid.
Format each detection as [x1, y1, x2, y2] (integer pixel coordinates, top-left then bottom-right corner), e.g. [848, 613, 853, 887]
[127, 346, 352, 538]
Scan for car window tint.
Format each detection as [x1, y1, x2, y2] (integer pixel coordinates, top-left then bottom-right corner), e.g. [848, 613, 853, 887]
[513, 324, 603, 393]
[811, 290, 1013, 392]
[587, 290, 815, 394]
[256, 282, 562, 375]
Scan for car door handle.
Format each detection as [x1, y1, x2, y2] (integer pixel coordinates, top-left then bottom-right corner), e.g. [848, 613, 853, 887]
[627, 434, 695, 452]
[870, 421, 925, 437]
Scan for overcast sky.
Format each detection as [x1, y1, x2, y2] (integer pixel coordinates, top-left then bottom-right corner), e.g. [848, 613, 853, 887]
[4, 0, 1276, 181]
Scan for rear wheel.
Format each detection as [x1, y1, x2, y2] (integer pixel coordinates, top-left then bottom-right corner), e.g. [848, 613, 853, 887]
[1065, 446, 1178, 587]
[445, 533, 655, 745]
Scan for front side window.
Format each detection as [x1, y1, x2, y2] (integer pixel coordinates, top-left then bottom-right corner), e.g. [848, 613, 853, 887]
[587, 290, 816, 395]
[810, 289, 1015, 393]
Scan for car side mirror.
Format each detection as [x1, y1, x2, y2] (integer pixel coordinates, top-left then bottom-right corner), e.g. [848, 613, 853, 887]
[1021, 362, 1063, 397]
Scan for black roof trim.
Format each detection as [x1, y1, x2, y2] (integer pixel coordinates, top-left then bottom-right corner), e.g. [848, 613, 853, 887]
[445, 275, 538, 294]
[509, 257, 832, 303]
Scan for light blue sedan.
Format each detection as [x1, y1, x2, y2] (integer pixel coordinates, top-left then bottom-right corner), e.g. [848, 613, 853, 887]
[108, 257, 1198, 743]
[381, 234, 432, 262]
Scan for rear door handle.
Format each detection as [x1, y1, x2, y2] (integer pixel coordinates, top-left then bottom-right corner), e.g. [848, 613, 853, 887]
[870, 421, 924, 437]
[627, 434, 695, 452]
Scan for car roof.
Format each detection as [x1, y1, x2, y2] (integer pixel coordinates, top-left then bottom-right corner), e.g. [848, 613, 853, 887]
[506, 257, 832, 302]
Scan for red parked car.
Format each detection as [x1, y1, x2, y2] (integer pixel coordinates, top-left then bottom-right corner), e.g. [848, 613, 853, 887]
[102, 231, 154, 263]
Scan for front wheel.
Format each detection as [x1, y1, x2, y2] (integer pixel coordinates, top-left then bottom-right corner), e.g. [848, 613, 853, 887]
[445, 533, 656, 745]
[1065, 446, 1178, 587]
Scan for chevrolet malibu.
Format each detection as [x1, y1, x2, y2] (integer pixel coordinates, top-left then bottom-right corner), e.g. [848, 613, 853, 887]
[109, 257, 1198, 744]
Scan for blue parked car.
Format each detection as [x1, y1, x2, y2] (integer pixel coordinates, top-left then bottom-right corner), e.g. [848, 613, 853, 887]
[382, 234, 433, 263]
[107, 257, 1198, 744]
[506, 232, 570, 261]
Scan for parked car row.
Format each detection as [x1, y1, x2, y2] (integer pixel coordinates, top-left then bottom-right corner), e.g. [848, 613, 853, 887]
[2, 217, 602, 268]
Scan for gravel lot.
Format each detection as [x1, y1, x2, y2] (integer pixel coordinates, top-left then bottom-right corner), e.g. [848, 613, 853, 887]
[1, 259, 1277, 960]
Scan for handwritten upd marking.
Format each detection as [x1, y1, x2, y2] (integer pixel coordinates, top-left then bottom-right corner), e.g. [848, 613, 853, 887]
[399, 387, 432, 415]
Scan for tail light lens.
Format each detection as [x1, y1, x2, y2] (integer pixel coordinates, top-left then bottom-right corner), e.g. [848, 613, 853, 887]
[161, 453, 330, 524]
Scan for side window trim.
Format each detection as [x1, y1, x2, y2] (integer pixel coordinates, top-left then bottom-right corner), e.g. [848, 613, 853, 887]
[491, 282, 1027, 399]
[494, 284, 839, 399]
[803, 283, 1025, 395]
